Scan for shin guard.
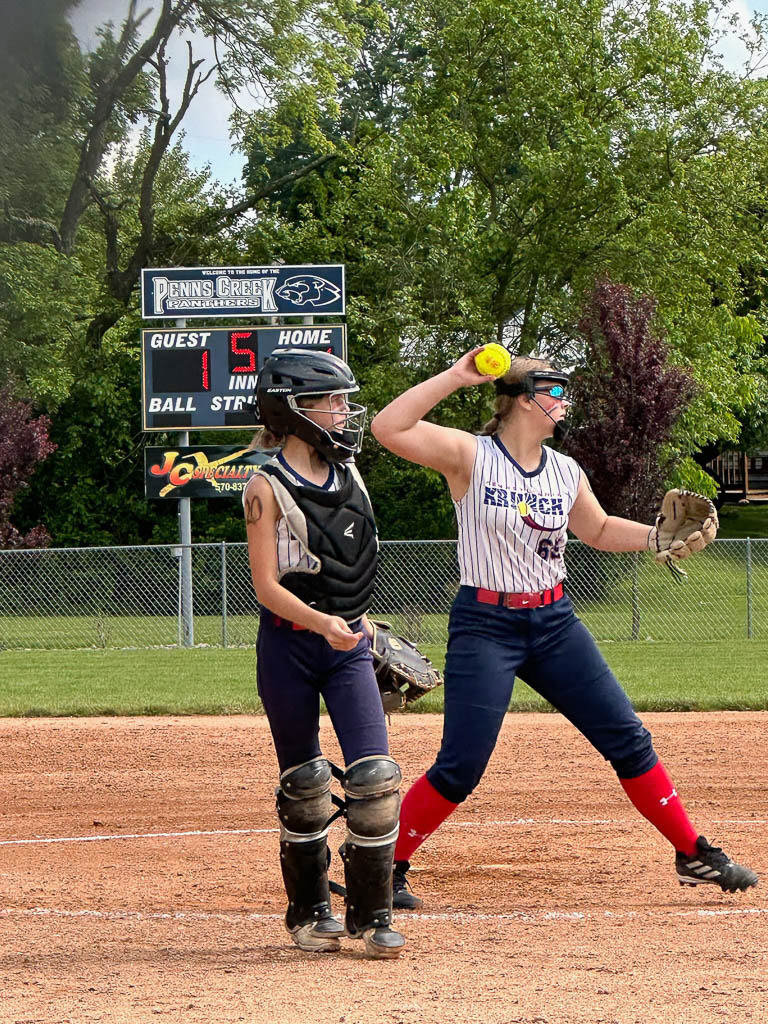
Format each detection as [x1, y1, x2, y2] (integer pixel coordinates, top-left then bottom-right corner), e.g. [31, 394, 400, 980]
[276, 758, 335, 931]
[341, 756, 402, 938]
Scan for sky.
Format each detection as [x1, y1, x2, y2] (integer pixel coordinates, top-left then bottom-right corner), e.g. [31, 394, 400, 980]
[69, 0, 253, 186]
[68, 0, 768, 189]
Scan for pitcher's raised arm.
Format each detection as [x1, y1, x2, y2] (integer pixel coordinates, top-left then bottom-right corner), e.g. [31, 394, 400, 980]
[371, 349, 490, 487]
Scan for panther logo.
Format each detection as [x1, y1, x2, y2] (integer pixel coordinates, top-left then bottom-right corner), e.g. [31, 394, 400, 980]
[275, 275, 342, 308]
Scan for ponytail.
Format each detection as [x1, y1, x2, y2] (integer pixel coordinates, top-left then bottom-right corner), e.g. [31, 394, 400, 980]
[248, 427, 285, 451]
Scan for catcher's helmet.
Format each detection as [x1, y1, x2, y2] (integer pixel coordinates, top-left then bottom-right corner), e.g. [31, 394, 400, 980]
[255, 348, 366, 462]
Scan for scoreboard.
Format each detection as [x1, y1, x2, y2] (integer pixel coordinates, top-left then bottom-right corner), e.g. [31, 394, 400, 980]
[141, 324, 347, 431]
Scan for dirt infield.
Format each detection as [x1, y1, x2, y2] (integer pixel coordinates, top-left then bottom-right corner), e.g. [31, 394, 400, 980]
[0, 712, 766, 1024]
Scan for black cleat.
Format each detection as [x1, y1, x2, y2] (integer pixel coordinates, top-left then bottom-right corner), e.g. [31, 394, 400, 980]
[676, 836, 758, 893]
[393, 860, 423, 910]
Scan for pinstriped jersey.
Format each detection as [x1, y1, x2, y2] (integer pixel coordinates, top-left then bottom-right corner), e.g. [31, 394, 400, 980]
[454, 435, 582, 592]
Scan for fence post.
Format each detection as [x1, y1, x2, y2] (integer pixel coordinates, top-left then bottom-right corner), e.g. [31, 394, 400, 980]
[631, 551, 640, 640]
[176, 547, 183, 648]
[746, 537, 753, 639]
[221, 540, 228, 648]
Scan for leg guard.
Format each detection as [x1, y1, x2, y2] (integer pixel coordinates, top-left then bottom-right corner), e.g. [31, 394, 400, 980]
[341, 755, 402, 939]
[276, 757, 341, 944]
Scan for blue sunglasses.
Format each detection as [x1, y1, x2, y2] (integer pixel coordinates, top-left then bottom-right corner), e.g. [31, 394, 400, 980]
[532, 384, 567, 399]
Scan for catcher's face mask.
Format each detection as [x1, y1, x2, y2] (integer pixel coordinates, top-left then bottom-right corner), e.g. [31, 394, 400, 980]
[290, 390, 367, 459]
[255, 348, 367, 462]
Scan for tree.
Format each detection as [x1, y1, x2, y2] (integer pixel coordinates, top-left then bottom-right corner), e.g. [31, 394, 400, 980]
[0, 386, 56, 548]
[564, 278, 694, 521]
[1, 0, 366, 371]
[250, 0, 768, 347]
[1, 0, 367, 545]
[245, 0, 768, 531]
[6, 0, 768, 544]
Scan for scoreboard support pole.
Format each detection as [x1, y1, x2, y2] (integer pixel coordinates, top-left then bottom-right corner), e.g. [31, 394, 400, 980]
[176, 319, 195, 648]
[178, 431, 195, 648]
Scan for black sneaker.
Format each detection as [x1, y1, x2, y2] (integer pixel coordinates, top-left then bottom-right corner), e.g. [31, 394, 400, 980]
[676, 836, 758, 893]
[393, 860, 423, 910]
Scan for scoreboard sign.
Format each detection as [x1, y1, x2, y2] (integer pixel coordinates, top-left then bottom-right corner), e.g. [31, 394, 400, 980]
[141, 264, 345, 319]
[141, 323, 347, 431]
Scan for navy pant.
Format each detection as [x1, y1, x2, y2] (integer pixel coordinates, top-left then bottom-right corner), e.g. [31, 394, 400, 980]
[257, 614, 389, 774]
[426, 587, 657, 804]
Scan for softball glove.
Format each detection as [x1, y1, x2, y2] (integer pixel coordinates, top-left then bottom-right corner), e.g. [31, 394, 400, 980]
[369, 620, 443, 713]
[649, 489, 718, 580]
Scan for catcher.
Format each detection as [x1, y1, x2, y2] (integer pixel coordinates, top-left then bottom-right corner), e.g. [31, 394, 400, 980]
[243, 348, 405, 959]
[371, 349, 757, 911]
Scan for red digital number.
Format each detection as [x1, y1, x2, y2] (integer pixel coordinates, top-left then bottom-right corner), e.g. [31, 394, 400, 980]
[202, 349, 210, 390]
[230, 332, 256, 372]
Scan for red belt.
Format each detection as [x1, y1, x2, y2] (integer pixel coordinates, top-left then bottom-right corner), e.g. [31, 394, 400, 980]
[475, 582, 564, 609]
[271, 615, 308, 631]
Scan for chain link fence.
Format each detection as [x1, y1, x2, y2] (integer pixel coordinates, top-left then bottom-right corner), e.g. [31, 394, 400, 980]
[1, 539, 766, 651]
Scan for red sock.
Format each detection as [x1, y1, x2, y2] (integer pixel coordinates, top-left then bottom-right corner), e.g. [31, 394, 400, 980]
[395, 774, 459, 862]
[619, 760, 699, 855]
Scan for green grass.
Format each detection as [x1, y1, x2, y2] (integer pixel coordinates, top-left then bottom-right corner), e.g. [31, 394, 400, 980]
[716, 502, 768, 539]
[0, 648, 263, 717]
[2, 641, 768, 717]
[0, 614, 259, 651]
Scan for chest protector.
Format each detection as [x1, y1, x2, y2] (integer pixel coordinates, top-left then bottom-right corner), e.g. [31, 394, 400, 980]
[260, 461, 379, 620]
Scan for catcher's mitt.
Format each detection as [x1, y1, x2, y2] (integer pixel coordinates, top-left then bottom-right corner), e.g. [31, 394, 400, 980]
[649, 489, 718, 580]
[369, 620, 443, 713]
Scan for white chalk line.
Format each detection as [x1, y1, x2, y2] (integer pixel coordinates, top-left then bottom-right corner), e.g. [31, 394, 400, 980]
[451, 818, 768, 827]
[0, 906, 766, 925]
[0, 828, 274, 847]
[0, 819, 765, 848]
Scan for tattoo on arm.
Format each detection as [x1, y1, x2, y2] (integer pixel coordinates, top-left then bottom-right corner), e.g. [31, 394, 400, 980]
[245, 494, 263, 525]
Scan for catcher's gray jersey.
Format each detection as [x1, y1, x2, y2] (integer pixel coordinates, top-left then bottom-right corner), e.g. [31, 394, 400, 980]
[454, 435, 582, 592]
[243, 454, 341, 574]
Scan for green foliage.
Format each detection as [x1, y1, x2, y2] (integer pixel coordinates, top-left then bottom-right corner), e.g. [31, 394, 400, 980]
[0, 245, 84, 404]
[666, 457, 719, 500]
[2, 0, 371, 546]
[0, 0, 85, 214]
[5, 0, 768, 544]
[240, 0, 768, 534]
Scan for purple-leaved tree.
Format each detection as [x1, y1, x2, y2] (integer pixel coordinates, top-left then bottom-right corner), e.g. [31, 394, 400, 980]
[564, 278, 694, 521]
[0, 386, 56, 548]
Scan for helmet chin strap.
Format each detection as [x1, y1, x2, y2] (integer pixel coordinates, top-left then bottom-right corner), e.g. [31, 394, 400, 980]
[531, 396, 570, 443]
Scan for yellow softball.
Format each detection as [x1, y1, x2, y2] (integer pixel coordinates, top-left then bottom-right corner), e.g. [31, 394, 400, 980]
[474, 343, 512, 378]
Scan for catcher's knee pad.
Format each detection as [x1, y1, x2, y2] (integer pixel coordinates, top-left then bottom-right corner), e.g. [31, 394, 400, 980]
[276, 758, 335, 931]
[276, 757, 333, 841]
[341, 756, 401, 937]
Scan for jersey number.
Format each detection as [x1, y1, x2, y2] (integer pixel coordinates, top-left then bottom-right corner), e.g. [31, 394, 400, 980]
[537, 539, 562, 561]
